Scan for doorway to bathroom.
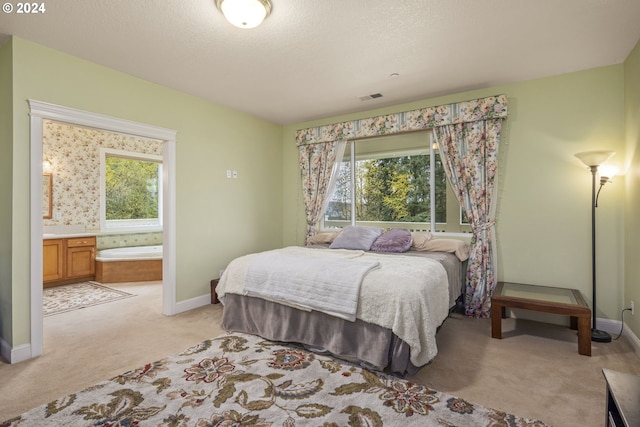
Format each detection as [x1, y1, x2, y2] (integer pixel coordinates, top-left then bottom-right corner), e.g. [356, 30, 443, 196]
[29, 100, 177, 358]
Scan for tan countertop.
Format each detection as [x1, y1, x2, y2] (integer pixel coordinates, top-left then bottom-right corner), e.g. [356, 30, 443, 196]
[43, 233, 96, 240]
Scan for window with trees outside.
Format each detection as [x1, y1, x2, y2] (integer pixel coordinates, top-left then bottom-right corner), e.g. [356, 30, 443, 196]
[100, 148, 162, 232]
[322, 131, 470, 234]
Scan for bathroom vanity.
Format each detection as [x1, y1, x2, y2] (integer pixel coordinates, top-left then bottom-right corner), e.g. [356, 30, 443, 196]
[43, 235, 96, 287]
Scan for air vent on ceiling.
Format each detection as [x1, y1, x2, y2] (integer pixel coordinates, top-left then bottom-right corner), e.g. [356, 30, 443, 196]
[359, 93, 383, 101]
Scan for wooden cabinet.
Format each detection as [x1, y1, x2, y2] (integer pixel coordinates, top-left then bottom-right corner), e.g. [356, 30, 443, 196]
[43, 236, 96, 287]
[66, 237, 96, 278]
[43, 239, 64, 282]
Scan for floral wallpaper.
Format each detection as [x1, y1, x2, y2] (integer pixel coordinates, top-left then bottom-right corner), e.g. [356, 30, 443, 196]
[42, 120, 163, 232]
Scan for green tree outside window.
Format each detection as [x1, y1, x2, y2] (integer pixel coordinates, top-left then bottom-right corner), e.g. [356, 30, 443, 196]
[105, 157, 159, 220]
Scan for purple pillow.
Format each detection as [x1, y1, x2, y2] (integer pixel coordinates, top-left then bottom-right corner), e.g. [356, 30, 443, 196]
[371, 228, 413, 253]
[329, 226, 382, 250]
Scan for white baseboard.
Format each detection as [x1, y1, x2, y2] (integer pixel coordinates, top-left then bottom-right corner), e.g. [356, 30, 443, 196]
[174, 293, 211, 314]
[0, 335, 10, 362]
[622, 322, 640, 359]
[597, 317, 622, 335]
[597, 317, 640, 359]
[0, 336, 34, 364]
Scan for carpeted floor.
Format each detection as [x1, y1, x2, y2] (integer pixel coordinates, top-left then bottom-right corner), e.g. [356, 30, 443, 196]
[43, 281, 135, 316]
[1, 281, 640, 426]
[2, 332, 548, 426]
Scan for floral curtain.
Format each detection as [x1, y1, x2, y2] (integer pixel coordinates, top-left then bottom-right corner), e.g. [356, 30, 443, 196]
[298, 140, 346, 243]
[434, 120, 502, 318]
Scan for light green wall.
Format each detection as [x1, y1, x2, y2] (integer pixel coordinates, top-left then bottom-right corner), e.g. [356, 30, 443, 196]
[624, 39, 640, 337]
[283, 65, 626, 324]
[5, 37, 283, 348]
[0, 40, 14, 343]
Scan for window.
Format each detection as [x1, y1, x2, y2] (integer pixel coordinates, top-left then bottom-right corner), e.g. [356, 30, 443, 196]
[322, 131, 470, 234]
[100, 148, 162, 232]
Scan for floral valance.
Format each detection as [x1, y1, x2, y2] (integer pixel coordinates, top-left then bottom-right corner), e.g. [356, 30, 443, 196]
[296, 94, 507, 146]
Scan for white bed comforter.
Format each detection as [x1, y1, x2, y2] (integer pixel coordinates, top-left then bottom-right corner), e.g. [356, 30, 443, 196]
[217, 246, 449, 367]
[244, 250, 381, 322]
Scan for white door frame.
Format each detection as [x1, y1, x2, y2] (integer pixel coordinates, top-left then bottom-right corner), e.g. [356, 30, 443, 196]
[28, 100, 177, 358]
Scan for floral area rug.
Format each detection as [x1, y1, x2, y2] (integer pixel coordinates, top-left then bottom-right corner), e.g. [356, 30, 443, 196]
[2, 332, 549, 426]
[43, 281, 135, 316]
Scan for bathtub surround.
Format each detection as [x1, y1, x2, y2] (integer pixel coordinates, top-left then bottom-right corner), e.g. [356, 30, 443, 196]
[95, 259, 162, 283]
[43, 282, 134, 316]
[95, 245, 163, 283]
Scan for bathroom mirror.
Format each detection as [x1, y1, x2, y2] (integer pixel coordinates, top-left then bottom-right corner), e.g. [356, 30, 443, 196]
[43, 173, 52, 219]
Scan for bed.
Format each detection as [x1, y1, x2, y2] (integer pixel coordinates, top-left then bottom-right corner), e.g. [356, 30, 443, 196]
[216, 228, 469, 376]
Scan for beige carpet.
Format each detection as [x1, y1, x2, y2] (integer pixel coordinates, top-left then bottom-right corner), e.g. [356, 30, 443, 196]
[1, 281, 639, 426]
[4, 332, 549, 426]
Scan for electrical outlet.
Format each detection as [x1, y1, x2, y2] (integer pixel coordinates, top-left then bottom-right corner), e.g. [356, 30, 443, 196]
[226, 170, 231, 178]
[631, 301, 635, 316]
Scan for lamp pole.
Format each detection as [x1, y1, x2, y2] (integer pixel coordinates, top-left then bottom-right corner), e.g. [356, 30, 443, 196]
[590, 165, 612, 343]
[575, 150, 614, 343]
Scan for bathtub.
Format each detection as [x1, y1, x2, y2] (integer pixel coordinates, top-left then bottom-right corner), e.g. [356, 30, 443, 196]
[95, 245, 163, 283]
[96, 245, 163, 261]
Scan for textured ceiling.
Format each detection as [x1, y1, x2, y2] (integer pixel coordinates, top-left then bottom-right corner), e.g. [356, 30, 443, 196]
[1, 0, 639, 124]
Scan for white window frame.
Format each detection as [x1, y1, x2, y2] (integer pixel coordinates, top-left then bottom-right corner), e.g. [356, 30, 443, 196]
[100, 148, 163, 232]
[322, 132, 469, 236]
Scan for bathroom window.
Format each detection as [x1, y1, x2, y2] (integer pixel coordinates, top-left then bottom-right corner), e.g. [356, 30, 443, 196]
[100, 148, 163, 232]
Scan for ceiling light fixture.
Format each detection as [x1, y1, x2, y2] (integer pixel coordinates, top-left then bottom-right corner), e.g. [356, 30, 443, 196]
[216, 0, 272, 29]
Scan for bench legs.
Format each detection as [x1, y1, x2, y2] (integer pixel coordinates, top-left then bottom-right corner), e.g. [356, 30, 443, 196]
[491, 302, 503, 339]
[577, 316, 591, 356]
[490, 304, 591, 356]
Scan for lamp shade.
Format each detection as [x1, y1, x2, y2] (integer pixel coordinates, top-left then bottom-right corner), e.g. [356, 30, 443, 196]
[216, 0, 272, 29]
[575, 150, 615, 167]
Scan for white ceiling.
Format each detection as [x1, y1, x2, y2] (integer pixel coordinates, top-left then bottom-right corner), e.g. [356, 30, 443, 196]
[1, 0, 639, 125]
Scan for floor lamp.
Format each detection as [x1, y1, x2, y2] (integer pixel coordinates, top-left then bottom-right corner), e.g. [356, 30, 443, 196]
[575, 150, 615, 343]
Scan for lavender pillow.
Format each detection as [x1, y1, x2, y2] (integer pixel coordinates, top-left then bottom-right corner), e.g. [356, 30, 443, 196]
[329, 226, 383, 250]
[371, 228, 413, 253]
